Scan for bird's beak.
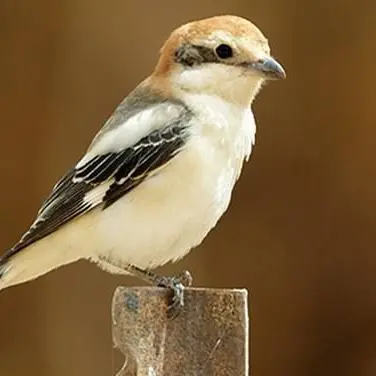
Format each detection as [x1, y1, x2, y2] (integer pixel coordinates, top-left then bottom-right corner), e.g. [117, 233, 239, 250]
[251, 57, 286, 80]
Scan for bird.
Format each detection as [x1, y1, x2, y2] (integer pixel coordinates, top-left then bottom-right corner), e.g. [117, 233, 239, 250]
[0, 14, 285, 312]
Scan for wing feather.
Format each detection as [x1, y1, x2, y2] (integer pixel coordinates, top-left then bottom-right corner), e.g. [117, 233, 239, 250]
[2, 113, 191, 262]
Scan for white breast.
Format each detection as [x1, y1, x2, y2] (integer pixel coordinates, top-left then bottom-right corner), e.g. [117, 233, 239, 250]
[91, 93, 257, 269]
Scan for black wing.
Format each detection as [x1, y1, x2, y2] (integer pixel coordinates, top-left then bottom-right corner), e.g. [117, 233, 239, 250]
[2, 121, 190, 262]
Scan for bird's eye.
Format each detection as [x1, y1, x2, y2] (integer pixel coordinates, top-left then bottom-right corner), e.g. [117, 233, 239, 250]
[215, 44, 233, 59]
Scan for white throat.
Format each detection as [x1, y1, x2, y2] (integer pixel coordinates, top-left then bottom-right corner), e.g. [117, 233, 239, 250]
[171, 63, 264, 107]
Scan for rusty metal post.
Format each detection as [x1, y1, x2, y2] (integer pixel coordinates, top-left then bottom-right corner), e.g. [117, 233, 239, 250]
[112, 286, 249, 376]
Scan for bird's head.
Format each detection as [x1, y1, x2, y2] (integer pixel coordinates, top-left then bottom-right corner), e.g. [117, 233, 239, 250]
[153, 15, 286, 107]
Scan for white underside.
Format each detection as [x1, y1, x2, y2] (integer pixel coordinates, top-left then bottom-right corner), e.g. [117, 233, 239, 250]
[0, 93, 256, 290]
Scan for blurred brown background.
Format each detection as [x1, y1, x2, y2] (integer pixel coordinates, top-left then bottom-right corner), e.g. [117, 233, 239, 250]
[1, 0, 376, 375]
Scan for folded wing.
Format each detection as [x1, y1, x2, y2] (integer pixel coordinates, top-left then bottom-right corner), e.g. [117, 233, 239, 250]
[2, 90, 192, 261]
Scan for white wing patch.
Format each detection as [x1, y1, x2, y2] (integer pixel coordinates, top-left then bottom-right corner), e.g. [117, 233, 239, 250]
[83, 180, 114, 207]
[77, 103, 183, 167]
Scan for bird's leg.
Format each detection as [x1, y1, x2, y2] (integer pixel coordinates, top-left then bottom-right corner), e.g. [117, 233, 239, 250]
[127, 265, 193, 318]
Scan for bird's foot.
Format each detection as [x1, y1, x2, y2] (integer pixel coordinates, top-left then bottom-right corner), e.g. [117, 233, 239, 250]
[127, 265, 193, 318]
[97, 258, 193, 316]
[153, 270, 193, 318]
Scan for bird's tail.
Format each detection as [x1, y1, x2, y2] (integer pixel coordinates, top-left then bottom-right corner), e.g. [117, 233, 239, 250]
[0, 247, 48, 291]
[0, 236, 84, 291]
[0, 257, 15, 291]
[0, 210, 100, 291]
[0, 253, 23, 291]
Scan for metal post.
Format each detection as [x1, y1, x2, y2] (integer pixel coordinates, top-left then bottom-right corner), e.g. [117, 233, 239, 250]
[112, 286, 249, 376]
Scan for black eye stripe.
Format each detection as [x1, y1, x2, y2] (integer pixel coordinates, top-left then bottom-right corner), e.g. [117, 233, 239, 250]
[175, 44, 219, 66]
[175, 43, 235, 67]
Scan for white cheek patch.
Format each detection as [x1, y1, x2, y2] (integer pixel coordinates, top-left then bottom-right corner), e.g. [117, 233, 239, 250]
[173, 64, 264, 107]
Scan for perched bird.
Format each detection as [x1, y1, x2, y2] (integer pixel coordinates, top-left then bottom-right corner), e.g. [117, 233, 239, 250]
[0, 15, 285, 310]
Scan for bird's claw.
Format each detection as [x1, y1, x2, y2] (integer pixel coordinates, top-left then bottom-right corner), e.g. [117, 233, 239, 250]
[174, 269, 193, 287]
[167, 280, 185, 319]
[155, 270, 193, 318]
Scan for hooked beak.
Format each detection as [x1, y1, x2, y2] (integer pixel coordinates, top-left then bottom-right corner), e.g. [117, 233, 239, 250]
[251, 57, 286, 80]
